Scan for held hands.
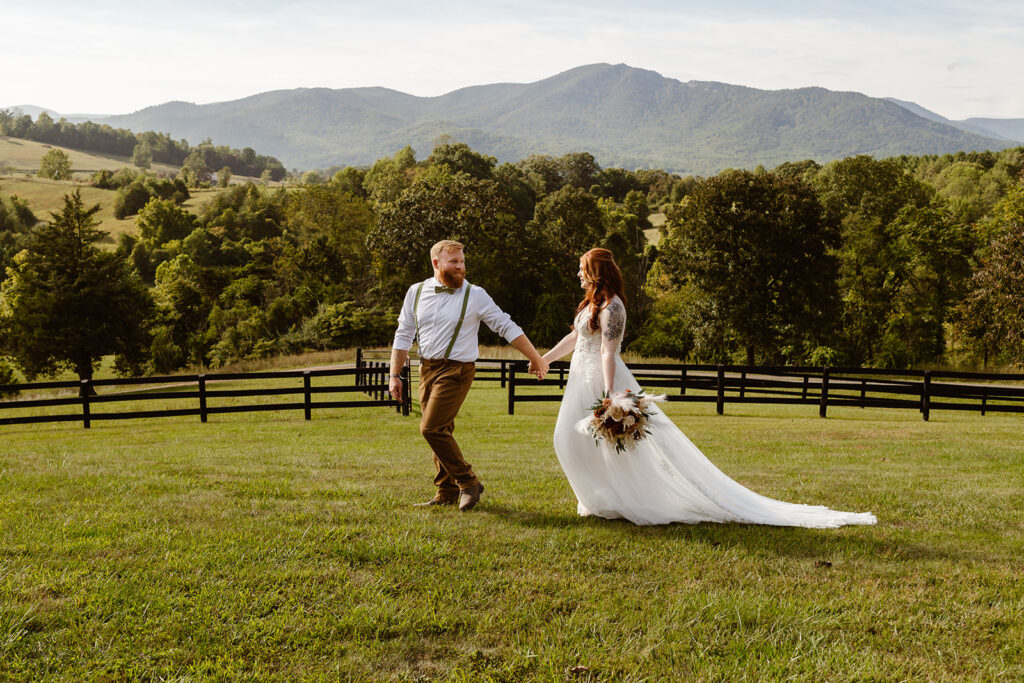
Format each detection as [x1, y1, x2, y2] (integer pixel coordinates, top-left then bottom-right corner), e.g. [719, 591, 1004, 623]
[528, 356, 549, 380]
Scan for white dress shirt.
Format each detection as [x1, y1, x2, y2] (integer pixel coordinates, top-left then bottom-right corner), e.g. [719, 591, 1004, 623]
[392, 277, 524, 362]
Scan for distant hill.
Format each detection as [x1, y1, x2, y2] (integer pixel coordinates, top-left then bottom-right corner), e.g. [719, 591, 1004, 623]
[25, 64, 1020, 174]
[4, 105, 103, 124]
[960, 118, 1024, 143]
[886, 98, 1024, 144]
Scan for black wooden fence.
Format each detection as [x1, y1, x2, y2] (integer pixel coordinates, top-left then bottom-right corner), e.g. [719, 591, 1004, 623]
[506, 362, 1024, 420]
[0, 365, 411, 429]
[10, 353, 1017, 429]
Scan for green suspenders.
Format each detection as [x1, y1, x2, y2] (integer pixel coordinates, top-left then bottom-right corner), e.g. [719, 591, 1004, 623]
[444, 283, 472, 359]
[413, 280, 472, 360]
[413, 281, 425, 344]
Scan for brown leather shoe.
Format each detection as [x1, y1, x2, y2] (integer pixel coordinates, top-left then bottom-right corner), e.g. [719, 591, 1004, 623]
[413, 494, 458, 507]
[458, 483, 484, 512]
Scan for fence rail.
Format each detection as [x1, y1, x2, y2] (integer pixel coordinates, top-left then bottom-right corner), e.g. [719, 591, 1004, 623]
[0, 365, 411, 428]
[504, 362, 1024, 420]
[13, 352, 1016, 429]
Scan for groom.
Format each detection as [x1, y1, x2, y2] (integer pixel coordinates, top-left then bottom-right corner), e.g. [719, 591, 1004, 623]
[388, 240, 548, 511]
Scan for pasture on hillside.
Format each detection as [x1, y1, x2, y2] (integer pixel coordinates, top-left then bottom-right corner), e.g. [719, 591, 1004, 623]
[0, 175, 134, 242]
[0, 136, 242, 240]
[0, 376, 1020, 680]
[0, 136, 180, 178]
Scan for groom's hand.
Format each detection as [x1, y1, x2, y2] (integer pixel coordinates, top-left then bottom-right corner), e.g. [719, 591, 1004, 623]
[529, 358, 549, 380]
[388, 377, 404, 401]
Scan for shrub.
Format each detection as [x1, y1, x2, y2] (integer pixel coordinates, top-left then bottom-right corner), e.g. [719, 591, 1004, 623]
[309, 302, 395, 350]
[113, 177, 190, 218]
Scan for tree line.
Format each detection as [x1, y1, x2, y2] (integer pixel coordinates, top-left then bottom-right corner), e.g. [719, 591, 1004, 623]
[0, 110, 286, 180]
[1, 141, 1023, 389]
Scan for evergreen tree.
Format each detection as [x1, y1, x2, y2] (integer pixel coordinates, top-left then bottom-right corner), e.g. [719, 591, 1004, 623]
[0, 190, 153, 388]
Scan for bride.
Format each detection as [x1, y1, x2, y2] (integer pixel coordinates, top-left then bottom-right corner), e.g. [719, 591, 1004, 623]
[539, 248, 877, 528]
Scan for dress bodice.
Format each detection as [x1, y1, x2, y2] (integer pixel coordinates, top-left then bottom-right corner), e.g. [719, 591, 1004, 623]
[573, 310, 603, 356]
[573, 302, 623, 357]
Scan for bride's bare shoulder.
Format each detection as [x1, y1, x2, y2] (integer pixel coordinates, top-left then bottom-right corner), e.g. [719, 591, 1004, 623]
[600, 297, 626, 316]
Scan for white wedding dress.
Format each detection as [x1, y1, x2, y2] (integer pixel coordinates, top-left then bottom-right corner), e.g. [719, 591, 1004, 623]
[552, 302, 877, 527]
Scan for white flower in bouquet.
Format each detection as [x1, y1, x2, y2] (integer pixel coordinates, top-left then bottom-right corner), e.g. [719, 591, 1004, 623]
[610, 393, 635, 414]
[575, 389, 666, 453]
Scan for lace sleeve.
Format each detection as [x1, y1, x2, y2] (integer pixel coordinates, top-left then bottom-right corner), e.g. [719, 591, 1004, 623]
[599, 298, 626, 351]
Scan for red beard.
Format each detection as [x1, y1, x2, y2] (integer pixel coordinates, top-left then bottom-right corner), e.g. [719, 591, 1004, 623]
[438, 269, 465, 289]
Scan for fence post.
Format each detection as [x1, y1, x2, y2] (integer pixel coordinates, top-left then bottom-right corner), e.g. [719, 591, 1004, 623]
[559, 364, 566, 390]
[355, 348, 363, 387]
[199, 374, 208, 423]
[981, 390, 987, 416]
[739, 370, 746, 399]
[921, 371, 931, 422]
[801, 375, 808, 401]
[680, 367, 687, 396]
[392, 362, 404, 414]
[500, 360, 507, 389]
[401, 366, 411, 416]
[81, 380, 92, 429]
[393, 371, 401, 413]
[819, 367, 830, 418]
[716, 365, 725, 415]
[303, 371, 312, 421]
[860, 378, 867, 408]
[508, 365, 516, 415]
[405, 357, 413, 415]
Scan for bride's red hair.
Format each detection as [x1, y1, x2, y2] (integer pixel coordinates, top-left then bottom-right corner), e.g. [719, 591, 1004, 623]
[576, 248, 626, 332]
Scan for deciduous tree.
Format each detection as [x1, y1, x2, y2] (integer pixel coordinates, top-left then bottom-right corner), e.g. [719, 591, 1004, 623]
[38, 148, 72, 180]
[660, 170, 839, 364]
[428, 143, 495, 180]
[954, 184, 1024, 366]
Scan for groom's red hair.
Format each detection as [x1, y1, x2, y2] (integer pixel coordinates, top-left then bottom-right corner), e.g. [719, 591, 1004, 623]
[576, 248, 626, 332]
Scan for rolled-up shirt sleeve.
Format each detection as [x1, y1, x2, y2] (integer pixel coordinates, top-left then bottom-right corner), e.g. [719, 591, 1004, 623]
[392, 284, 418, 351]
[478, 288, 524, 343]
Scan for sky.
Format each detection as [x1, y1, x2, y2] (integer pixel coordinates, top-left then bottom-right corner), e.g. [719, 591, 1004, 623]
[3, 0, 1023, 121]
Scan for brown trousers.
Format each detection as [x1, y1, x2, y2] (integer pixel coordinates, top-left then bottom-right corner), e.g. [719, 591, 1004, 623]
[419, 359, 478, 496]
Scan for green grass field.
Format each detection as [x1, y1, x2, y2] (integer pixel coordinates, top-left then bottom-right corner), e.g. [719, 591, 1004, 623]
[0, 175, 135, 243]
[644, 212, 665, 246]
[1, 373, 1021, 680]
[0, 137, 180, 178]
[1, 134, 158, 240]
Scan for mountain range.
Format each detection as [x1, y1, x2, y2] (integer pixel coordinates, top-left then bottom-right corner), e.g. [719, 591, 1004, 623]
[8, 64, 1022, 175]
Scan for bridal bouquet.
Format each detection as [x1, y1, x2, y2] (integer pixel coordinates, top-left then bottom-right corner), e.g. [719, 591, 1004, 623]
[575, 389, 666, 453]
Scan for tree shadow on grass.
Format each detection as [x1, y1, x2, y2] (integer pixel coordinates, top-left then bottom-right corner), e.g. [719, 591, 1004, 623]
[481, 502, 968, 564]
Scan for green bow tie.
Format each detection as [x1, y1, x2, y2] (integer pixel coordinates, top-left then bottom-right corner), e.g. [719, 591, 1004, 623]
[435, 285, 456, 294]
